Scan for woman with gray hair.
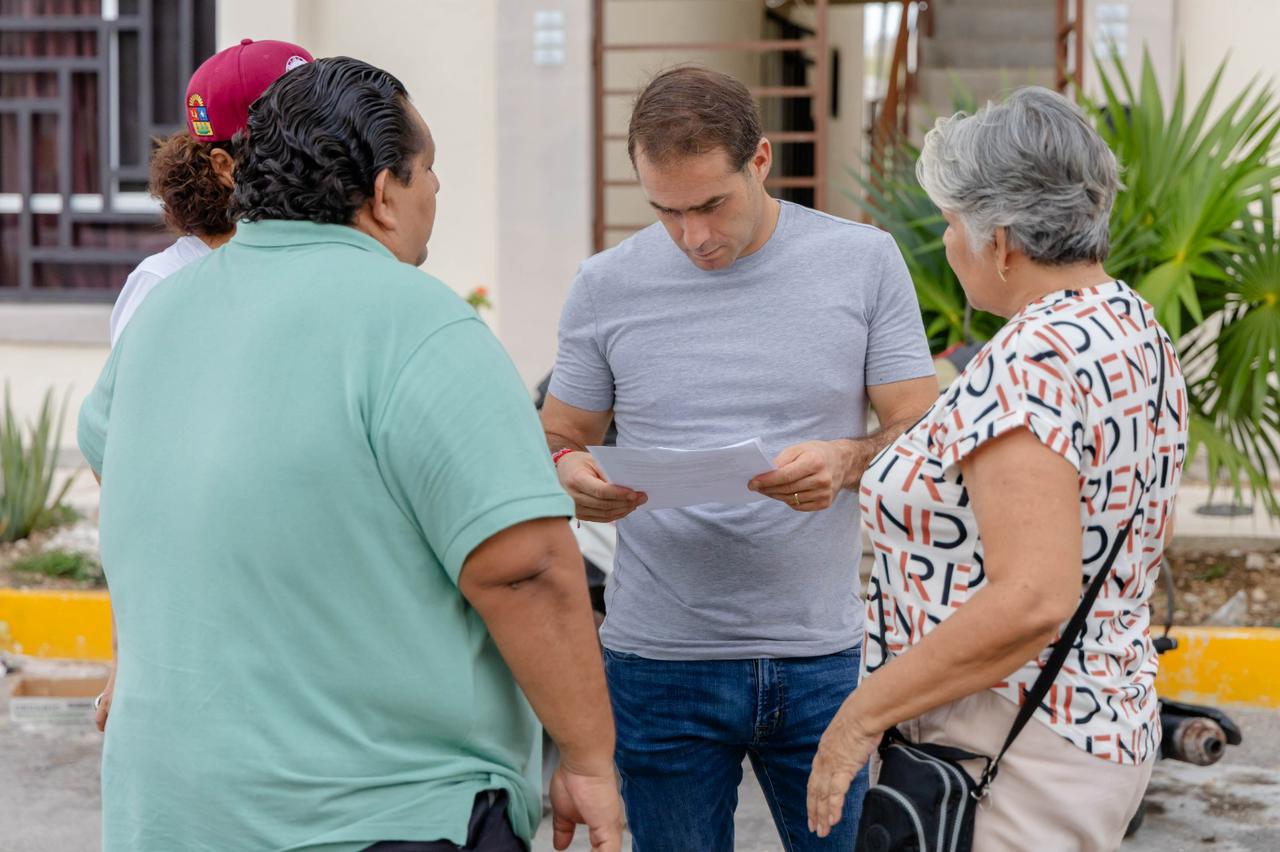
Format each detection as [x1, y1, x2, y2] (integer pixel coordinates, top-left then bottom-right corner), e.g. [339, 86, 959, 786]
[805, 87, 1188, 849]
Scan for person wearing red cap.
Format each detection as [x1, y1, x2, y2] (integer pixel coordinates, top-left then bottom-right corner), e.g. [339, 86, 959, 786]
[91, 32, 312, 792]
[108, 38, 313, 346]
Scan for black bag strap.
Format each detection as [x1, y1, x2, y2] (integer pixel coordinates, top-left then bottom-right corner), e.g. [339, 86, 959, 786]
[975, 322, 1168, 799]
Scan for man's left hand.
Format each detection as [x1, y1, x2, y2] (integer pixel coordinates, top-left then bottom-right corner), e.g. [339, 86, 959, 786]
[749, 439, 864, 512]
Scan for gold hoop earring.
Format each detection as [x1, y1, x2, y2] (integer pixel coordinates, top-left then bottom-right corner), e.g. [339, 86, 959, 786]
[996, 266, 1008, 283]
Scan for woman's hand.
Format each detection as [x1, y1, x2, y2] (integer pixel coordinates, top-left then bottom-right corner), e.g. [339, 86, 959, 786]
[94, 661, 116, 732]
[807, 699, 883, 838]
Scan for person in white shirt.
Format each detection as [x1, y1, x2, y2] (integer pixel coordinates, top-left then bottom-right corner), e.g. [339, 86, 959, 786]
[109, 38, 313, 347]
[111, 236, 213, 346]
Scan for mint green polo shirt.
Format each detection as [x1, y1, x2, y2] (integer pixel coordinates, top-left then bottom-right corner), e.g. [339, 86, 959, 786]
[78, 220, 573, 852]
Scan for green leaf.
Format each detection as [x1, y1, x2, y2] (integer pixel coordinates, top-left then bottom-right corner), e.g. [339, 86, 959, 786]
[858, 47, 1280, 516]
[1136, 262, 1187, 335]
[0, 384, 77, 544]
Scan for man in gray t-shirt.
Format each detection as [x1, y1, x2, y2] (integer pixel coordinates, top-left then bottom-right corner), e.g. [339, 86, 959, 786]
[542, 68, 936, 851]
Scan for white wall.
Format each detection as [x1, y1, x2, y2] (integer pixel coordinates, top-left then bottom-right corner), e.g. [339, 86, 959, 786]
[1081, 0, 1177, 104]
[215, 0, 304, 44]
[1175, 0, 1280, 112]
[1081, 0, 1280, 114]
[495, 0, 592, 387]
[0, 342, 108, 454]
[218, 0, 501, 315]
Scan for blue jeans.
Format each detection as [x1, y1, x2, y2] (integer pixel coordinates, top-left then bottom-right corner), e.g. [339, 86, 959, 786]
[603, 647, 868, 852]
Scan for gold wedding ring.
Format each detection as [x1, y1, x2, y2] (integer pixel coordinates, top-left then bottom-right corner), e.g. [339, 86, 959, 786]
[793, 493, 801, 507]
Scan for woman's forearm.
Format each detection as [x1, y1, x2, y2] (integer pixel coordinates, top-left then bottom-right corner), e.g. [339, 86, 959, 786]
[845, 576, 1073, 735]
[840, 427, 1085, 736]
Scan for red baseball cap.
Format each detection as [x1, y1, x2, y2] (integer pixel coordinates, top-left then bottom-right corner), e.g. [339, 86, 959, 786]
[185, 38, 314, 143]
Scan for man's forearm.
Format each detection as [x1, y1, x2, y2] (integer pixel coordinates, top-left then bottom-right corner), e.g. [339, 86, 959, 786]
[468, 561, 615, 773]
[832, 415, 918, 490]
[540, 396, 612, 457]
[545, 431, 587, 454]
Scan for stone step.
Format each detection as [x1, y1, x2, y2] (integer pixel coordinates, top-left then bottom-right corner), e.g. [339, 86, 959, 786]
[927, 0, 1056, 11]
[927, 0, 1058, 40]
[921, 36, 1057, 70]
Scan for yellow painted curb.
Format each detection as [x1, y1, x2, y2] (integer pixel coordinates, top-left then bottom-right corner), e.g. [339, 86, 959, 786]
[1155, 626, 1280, 709]
[0, 588, 1277, 709]
[0, 588, 112, 661]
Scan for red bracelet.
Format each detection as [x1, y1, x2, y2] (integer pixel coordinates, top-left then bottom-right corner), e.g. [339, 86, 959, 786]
[551, 448, 578, 466]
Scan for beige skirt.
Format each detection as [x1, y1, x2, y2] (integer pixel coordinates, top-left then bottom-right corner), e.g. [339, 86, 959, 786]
[881, 688, 1154, 852]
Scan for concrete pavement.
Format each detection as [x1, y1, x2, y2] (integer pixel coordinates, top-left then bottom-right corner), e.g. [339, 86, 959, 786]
[3, 659, 1275, 852]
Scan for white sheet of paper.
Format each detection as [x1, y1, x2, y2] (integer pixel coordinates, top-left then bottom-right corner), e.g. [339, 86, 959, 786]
[587, 438, 776, 511]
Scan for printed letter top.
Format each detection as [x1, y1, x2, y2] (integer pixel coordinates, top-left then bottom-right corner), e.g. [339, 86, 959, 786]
[861, 281, 1188, 765]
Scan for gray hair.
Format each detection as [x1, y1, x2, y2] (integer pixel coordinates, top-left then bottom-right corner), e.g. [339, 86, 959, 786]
[916, 86, 1119, 266]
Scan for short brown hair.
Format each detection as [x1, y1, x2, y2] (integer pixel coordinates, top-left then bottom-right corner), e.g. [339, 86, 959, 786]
[627, 66, 762, 171]
[148, 131, 235, 237]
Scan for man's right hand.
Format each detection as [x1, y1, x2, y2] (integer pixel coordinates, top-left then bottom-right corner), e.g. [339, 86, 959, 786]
[550, 763, 624, 852]
[461, 518, 619, 851]
[556, 452, 646, 522]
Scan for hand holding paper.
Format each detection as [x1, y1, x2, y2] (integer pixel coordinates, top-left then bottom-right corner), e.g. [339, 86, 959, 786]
[556, 451, 647, 523]
[748, 439, 855, 512]
[586, 438, 776, 511]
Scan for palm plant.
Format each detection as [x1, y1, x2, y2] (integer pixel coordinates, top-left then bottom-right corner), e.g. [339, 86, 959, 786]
[855, 51, 1280, 515]
[0, 386, 76, 543]
[1090, 52, 1280, 516]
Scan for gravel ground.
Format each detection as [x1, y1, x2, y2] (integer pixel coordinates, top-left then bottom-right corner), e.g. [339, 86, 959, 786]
[2, 658, 1276, 852]
[1150, 548, 1280, 628]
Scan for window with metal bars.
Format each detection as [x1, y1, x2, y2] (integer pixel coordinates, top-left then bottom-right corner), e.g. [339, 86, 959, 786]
[0, 0, 215, 300]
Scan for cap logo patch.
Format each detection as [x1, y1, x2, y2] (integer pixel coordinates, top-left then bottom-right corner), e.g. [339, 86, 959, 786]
[187, 93, 213, 136]
[285, 55, 309, 72]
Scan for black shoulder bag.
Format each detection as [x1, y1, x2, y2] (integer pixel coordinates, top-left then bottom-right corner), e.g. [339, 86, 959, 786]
[855, 337, 1167, 852]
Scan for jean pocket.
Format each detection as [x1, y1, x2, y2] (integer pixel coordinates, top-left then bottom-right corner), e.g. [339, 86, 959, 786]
[833, 646, 862, 662]
[822, 646, 863, 688]
[602, 647, 646, 663]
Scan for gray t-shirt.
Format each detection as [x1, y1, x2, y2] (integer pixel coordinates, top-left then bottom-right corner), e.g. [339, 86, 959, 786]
[550, 200, 934, 660]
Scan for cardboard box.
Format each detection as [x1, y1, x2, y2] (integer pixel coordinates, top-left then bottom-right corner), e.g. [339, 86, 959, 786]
[8, 675, 108, 726]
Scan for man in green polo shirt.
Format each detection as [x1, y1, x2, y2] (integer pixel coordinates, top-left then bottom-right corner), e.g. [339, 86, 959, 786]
[78, 57, 621, 852]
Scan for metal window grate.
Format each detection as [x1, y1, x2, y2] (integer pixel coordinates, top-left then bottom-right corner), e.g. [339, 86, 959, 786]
[0, 0, 215, 301]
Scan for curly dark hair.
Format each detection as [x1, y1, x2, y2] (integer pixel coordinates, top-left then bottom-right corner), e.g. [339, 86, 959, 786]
[628, 66, 762, 171]
[148, 132, 236, 237]
[233, 57, 425, 225]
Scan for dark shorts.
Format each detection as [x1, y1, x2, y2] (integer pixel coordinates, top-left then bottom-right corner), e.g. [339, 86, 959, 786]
[363, 790, 525, 852]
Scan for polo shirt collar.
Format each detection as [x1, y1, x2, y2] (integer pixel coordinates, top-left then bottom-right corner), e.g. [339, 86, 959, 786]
[232, 219, 396, 260]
